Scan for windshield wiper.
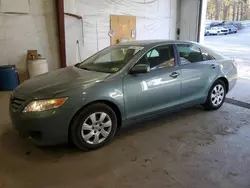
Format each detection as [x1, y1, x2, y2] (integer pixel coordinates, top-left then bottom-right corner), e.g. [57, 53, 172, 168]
[77, 66, 91, 71]
[82, 67, 92, 71]
[75, 63, 80, 67]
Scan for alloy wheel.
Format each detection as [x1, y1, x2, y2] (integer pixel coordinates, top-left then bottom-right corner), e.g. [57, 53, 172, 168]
[211, 84, 225, 107]
[81, 112, 112, 144]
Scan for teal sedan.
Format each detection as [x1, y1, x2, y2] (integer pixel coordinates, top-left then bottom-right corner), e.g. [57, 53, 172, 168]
[10, 40, 237, 150]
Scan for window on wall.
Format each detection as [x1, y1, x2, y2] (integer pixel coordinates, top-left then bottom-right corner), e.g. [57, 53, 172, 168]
[138, 45, 175, 70]
[176, 44, 203, 64]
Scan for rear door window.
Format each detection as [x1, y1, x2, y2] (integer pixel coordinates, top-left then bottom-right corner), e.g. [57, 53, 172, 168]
[138, 45, 175, 70]
[176, 44, 203, 64]
[200, 49, 214, 61]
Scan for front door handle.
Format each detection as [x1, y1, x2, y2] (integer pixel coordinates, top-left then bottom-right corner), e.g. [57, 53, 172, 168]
[210, 64, 216, 69]
[170, 72, 180, 78]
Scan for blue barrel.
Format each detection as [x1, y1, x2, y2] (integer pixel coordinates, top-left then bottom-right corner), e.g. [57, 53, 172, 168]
[0, 65, 19, 91]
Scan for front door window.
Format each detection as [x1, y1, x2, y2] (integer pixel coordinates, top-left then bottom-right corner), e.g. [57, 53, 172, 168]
[138, 45, 175, 70]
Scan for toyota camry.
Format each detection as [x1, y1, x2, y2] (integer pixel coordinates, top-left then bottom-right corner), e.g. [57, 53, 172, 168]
[10, 40, 237, 150]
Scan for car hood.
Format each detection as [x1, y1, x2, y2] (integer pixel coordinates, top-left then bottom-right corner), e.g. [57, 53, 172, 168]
[15, 66, 110, 99]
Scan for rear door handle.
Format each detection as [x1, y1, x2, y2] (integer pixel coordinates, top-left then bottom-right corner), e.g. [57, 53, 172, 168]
[170, 72, 180, 78]
[210, 64, 216, 69]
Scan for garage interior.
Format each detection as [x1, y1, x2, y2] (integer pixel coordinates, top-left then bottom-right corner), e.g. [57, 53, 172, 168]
[0, 0, 250, 188]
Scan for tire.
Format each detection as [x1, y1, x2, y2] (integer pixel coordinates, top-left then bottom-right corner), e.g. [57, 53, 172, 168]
[70, 103, 118, 150]
[203, 80, 226, 111]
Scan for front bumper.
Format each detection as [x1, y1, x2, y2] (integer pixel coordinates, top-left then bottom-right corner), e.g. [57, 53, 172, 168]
[10, 108, 70, 145]
[10, 109, 71, 145]
[9, 92, 73, 146]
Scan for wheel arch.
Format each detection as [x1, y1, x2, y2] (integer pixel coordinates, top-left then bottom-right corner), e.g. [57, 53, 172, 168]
[68, 100, 123, 139]
[217, 77, 229, 93]
[205, 76, 229, 100]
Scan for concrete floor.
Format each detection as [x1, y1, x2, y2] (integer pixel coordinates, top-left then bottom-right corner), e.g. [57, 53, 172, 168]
[1, 91, 250, 188]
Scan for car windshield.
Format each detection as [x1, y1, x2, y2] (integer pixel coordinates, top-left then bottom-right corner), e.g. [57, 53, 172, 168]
[77, 45, 144, 73]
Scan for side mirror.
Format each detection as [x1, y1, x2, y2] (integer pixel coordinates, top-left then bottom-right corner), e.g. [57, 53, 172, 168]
[131, 64, 150, 74]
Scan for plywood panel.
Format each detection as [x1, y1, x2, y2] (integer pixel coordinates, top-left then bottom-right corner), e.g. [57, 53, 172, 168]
[110, 15, 136, 45]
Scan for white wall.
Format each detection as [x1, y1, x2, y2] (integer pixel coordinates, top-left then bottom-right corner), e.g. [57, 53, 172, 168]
[64, 0, 179, 66]
[179, 0, 200, 41]
[0, 0, 203, 75]
[0, 0, 60, 72]
[199, 0, 208, 43]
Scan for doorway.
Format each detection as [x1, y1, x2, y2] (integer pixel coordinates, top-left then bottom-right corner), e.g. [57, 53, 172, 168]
[203, 0, 250, 104]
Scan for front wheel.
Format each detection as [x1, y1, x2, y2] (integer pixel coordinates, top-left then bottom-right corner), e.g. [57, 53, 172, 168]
[70, 103, 118, 150]
[203, 80, 226, 110]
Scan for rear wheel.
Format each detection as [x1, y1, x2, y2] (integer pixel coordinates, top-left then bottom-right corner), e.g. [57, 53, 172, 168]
[70, 103, 117, 150]
[203, 80, 226, 110]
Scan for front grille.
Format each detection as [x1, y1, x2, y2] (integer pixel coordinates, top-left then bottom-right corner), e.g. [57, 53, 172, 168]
[11, 97, 26, 111]
[221, 30, 227, 32]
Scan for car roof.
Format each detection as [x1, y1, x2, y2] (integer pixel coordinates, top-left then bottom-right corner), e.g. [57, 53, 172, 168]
[114, 39, 227, 60]
[115, 40, 195, 47]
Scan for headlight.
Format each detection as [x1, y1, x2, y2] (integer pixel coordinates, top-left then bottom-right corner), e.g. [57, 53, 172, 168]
[23, 98, 68, 113]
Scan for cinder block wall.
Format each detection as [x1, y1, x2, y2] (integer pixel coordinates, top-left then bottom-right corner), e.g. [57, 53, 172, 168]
[0, 0, 60, 72]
